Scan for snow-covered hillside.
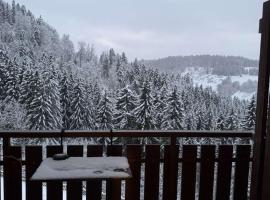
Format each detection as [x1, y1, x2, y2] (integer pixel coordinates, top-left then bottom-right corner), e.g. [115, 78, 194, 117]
[0, 0, 256, 132]
[182, 67, 258, 100]
[142, 55, 258, 100]
[231, 91, 255, 100]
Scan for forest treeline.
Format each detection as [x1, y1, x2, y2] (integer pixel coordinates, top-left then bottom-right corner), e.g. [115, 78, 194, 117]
[143, 55, 258, 76]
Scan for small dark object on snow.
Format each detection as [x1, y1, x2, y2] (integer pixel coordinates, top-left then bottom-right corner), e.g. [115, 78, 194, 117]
[94, 170, 103, 174]
[52, 153, 69, 160]
[113, 168, 127, 172]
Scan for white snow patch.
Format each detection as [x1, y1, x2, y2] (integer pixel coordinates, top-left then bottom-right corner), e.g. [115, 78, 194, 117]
[230, 75, 258, 84]
[31, 157, 131, 181]
[181, 67, 258, 99]
[231, 91, 255, 100]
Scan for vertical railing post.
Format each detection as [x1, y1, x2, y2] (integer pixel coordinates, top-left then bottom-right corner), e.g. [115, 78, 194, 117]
[170, 136, 176, 145]
[2, 137, 10, 156]
[3, 137, 22, 200]
[251, 1, 270, 200]
[3, 137, 10, 200]
[0, 138, 7, 199]
[0, 138, 10, 199]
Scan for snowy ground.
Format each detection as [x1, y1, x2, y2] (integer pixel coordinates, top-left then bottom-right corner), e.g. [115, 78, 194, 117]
[181, 67, 257, 100]
[231, 91, 255, 100]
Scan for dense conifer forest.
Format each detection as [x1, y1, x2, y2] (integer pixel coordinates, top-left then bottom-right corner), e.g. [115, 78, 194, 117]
[0, 0, 256, 132]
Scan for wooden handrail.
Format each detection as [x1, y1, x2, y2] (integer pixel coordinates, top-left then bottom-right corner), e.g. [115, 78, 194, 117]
[1, 131, 253, 200]
[0, 130, 254, 138]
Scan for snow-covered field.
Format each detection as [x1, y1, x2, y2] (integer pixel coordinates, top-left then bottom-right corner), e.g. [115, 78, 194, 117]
[230, 75, 258, 84]
[182, 67, 258, 100]
[231, 91, 255, 100]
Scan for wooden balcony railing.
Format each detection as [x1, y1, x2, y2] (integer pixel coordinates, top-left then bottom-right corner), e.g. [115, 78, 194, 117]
[1, 130, 253, 200]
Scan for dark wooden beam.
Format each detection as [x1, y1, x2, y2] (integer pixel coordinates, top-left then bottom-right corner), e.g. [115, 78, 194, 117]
[0, 130, 253, 138]
[251, 1, 270, 200]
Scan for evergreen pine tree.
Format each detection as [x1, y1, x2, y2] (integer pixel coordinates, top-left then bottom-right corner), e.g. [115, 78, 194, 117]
[84, 81, 95, 129]
[4, 4, 10, 24]
[216, 114, 225, 130]
[186, 115, 193, 130]
[121, 52, 128, 64]
[100, 53, 110, 79]
[114, 85, 137, 129]
[0, 99, 27, 130]
[195, 105, 207, 130]
[96, 91, 114, 130]
[134, 81, 155, 130]
[69, 80, 88, 129]
[109, 48, 115, 66]
[242, 95, 256, 130]
[205, 110, 213, 130]
[91, 82, 101, 127]
[11, 0, 15, 24]
[5, 59, 19, 102]
[43, 67, 62, 129]
[161, 87, 184, 130]
[153, 86, 167, 129]
[77, 42, 86, 68]
[27, 69, 62, 130]
[196, 111, 205, 130]
[0, 2, 5, 24]
[116, 59, 127, 88]
[19, 69, 33, 106]
[59, 73, 71, 129]
[26, 71, 46, 129]
[0, 51, 9, 100]
[225, 109, 239, 130]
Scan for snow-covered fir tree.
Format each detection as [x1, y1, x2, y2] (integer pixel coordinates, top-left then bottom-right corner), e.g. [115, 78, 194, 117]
[196, 112, 205, 130]
[114, 85, 137, 129]
[153, 86, 168, 129]
[195, 104, 207, 130]
[100, 53, 110, 79]
[26, 71, 51, 130]
[0, 99, 27, 130]
[242, 95, 256, 130]
[96, 91, 114, 130]
[0, 50, 9, 100]
[186, 116, 193, 130]
[42, 67, 62, 129]
[91, 81, 101, 125]
[134, 81, 156, 130]
[4, 58, 19, 102]
[161, 87, 184, 130]
[205, 110, 213, 130]
[59, 72, 71, 129]
[216, 114, 225, 130]
[225, 109, 239, 130]
[69, 80, 89, 129]
[83, 80, 95, 129]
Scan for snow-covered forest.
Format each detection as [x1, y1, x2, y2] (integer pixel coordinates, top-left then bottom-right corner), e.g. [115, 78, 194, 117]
[0, 0, 256, 131]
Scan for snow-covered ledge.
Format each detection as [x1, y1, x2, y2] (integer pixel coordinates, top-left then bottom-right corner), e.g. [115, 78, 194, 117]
[31, 157, 132, 181]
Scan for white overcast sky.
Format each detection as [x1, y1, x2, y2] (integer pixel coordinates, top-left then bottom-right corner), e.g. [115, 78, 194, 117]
[7, 0, 264, 60]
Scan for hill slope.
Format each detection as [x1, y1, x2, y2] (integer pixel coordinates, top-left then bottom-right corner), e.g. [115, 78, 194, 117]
[142, 55, 258, 99]
[142, 55, 258, 76]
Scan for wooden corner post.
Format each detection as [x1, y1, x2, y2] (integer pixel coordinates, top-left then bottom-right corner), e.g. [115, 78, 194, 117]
[251, 1, 270, 200]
